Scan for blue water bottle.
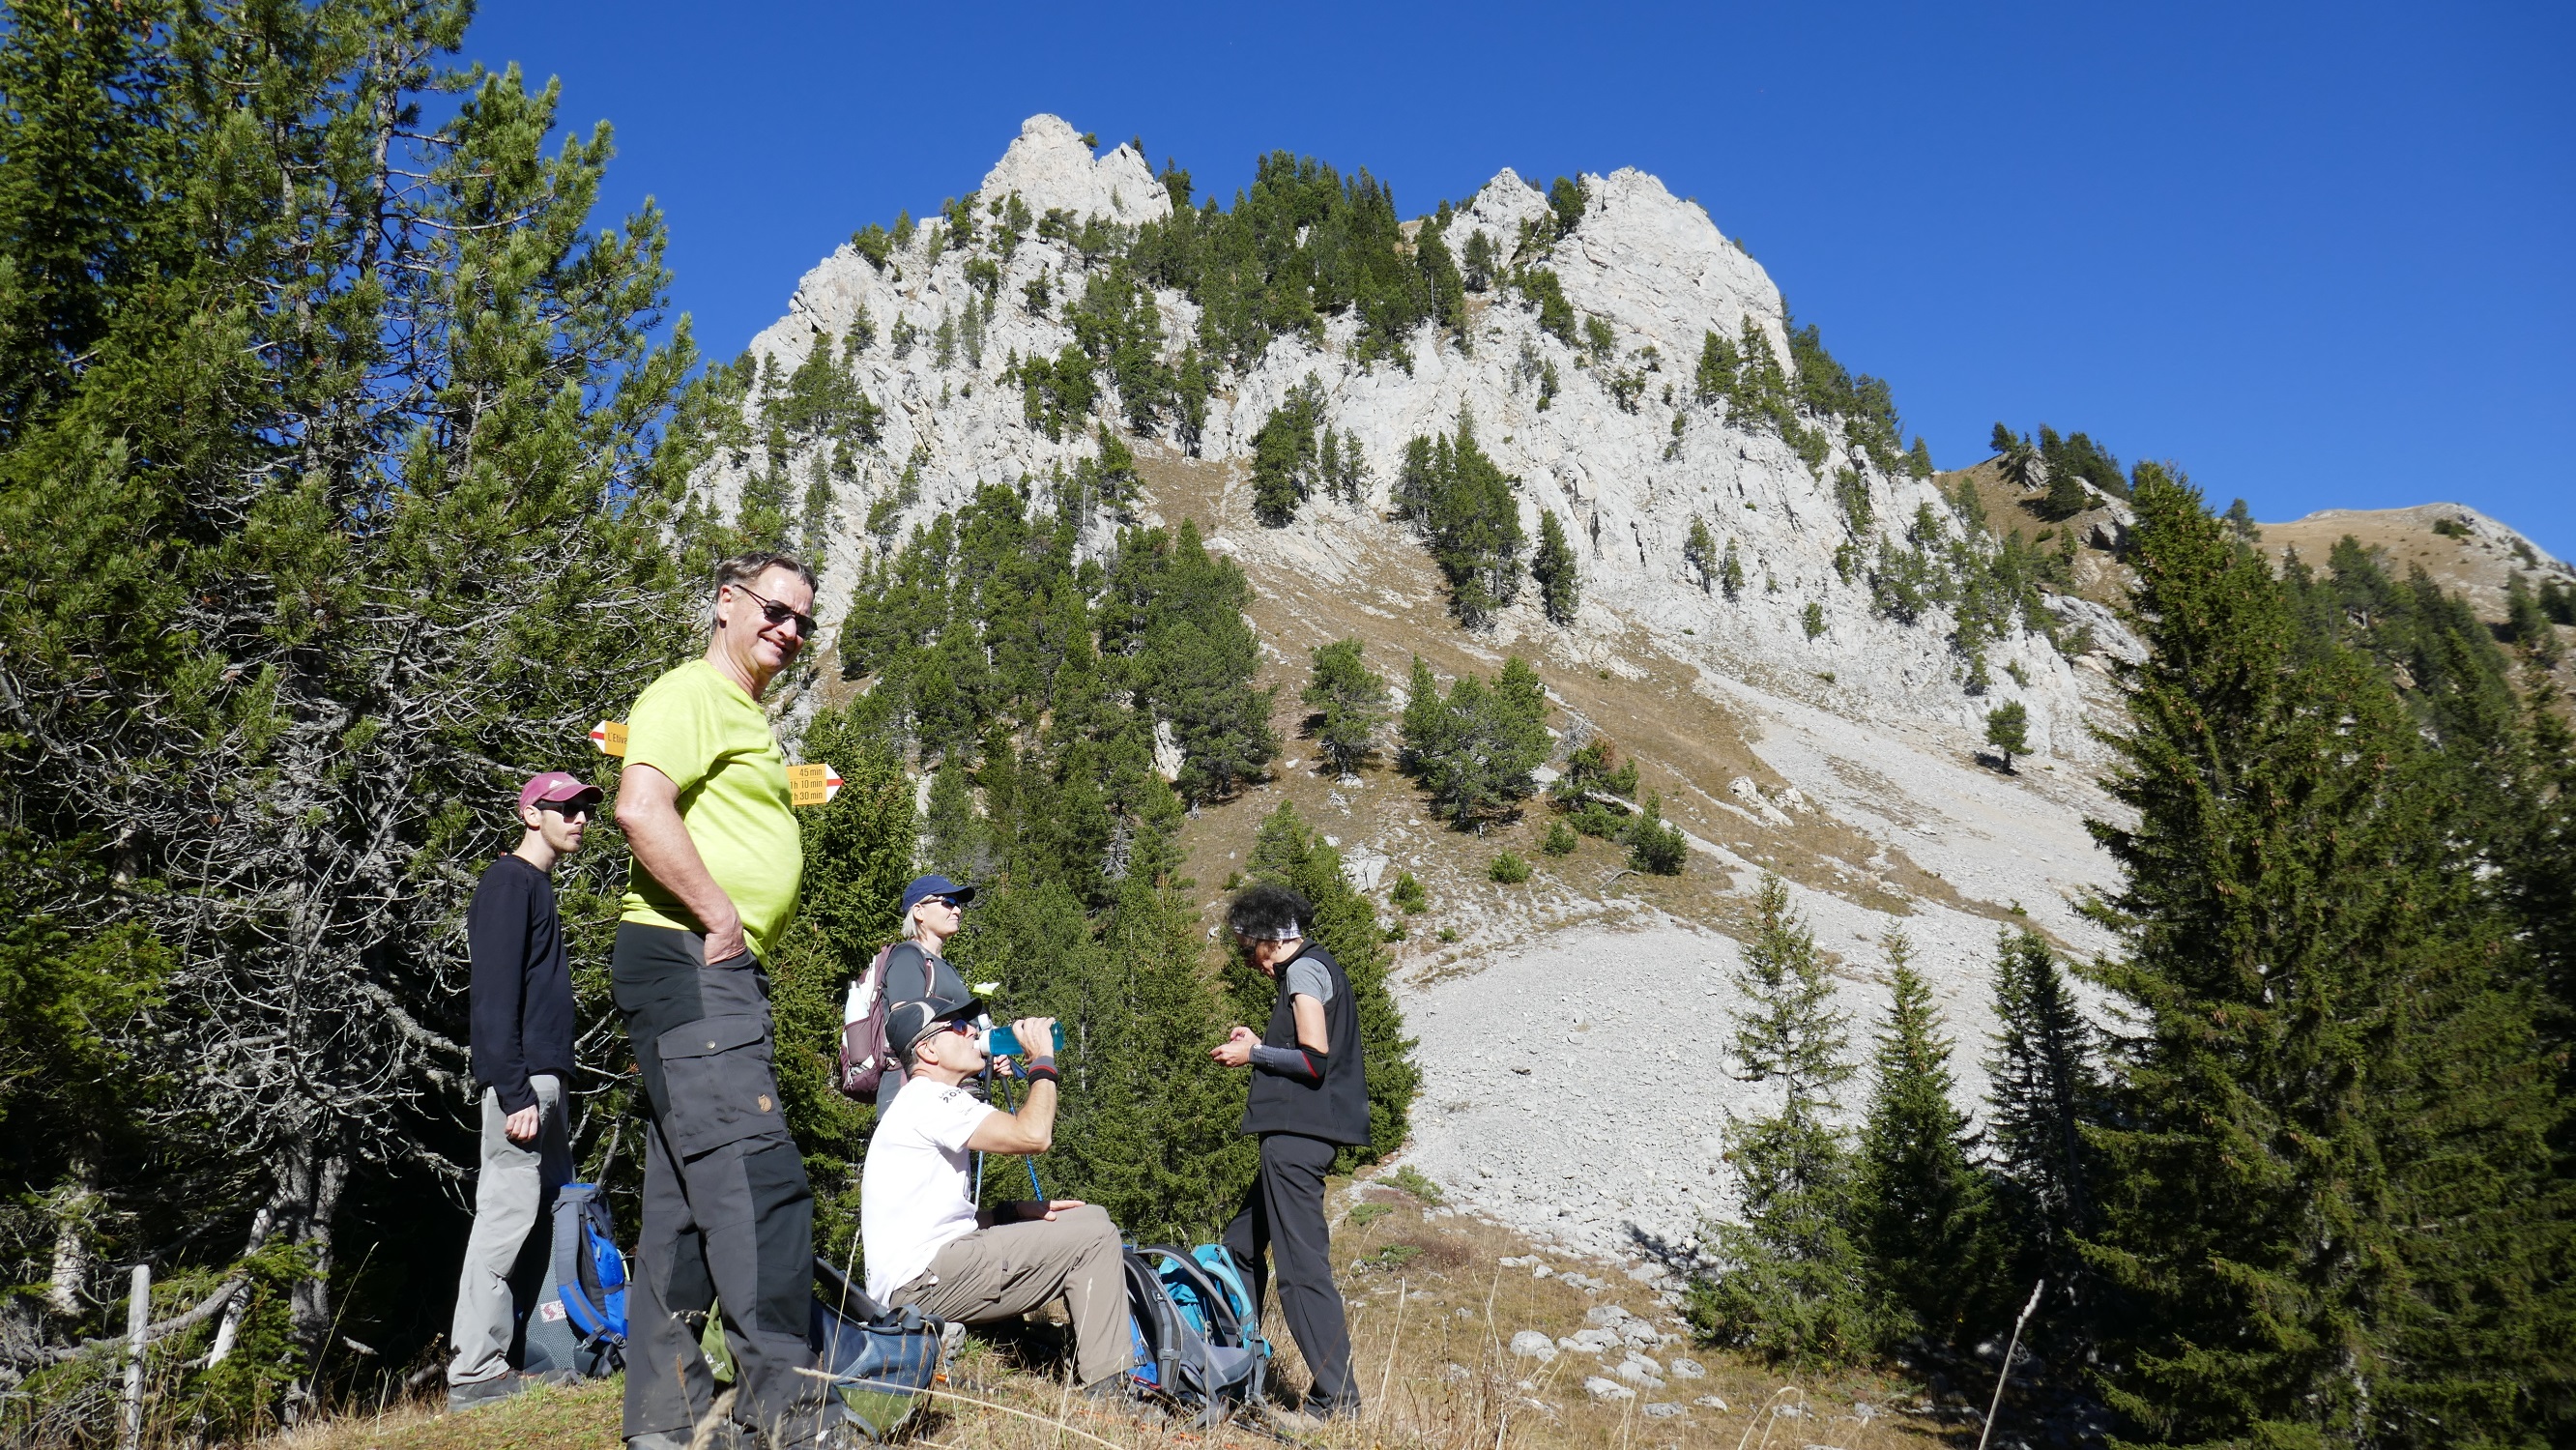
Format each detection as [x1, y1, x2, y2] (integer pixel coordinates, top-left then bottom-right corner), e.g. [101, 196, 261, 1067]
[984, 1022, 1066, 1057]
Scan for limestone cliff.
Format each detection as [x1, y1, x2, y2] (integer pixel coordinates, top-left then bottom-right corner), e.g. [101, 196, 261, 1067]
[713, 113, 2124, 764]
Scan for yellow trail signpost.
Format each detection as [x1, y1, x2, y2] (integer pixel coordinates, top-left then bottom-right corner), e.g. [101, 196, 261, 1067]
[590, 722, 841, 806]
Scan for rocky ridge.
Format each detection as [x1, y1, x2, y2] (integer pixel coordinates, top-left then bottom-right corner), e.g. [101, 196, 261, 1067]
[714, 112, 2122, 761]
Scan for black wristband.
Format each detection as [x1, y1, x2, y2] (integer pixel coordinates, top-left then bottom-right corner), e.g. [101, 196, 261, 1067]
[1024, 1062, 1060, 1086]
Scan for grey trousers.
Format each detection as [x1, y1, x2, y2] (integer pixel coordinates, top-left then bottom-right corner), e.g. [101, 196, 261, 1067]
[448, 1073, 572, 1386]
[1222, 1133, 1357, 1412]
[613, 923, 825, 1450]
[887, 1205, 1127, 1385]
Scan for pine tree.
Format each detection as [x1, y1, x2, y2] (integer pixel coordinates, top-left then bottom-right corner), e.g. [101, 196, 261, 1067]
[2506, 573, 2562, 664]
[1720, 537, 1746, 599]
[0, 3, 704, 1405]
[1098, 519, 1278, 803]
[1395, 406, 1526, 625]
[1553, 735, 1638, 806]
[1982, 928, 2098, 1334]
[1684, 517, 1718, 593]
[2085, 464, 2569, 1447]
[1460, 228, 1496, 291]
[1303, 637, 1390, 775]
[767, 723, 914, 1249]
[1854, 934, 1995, 1349]
[2041, 466, 2094, 521]
[1984, 700, 2028, 770]
[1047, 804, 1256, 1243]
[1695, 328, 1741, 408]
[1398, 654, 1452, 776]
[1403, 655, 1551, 828]
[1690, 876, 1878, 1367]
[1624, 793, 1689, 875]
[1248, 376, 1323, 525]
[1532, 508, 1580, 624]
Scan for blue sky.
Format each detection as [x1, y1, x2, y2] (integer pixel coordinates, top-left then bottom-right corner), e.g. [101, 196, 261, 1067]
[463, 1, 2574, 555]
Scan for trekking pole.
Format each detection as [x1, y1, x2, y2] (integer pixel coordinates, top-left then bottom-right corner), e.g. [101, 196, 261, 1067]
[989, 1072, 1047, 1200]
[1976, 1279, 2044, 1450]
[972, 1064, 988, 1202]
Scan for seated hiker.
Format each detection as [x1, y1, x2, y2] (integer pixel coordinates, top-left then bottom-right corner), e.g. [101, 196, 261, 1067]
[859, 995, 1129, 1399]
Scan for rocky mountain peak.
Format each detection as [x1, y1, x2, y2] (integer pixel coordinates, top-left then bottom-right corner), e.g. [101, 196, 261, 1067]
[976, 112, 1169, 227]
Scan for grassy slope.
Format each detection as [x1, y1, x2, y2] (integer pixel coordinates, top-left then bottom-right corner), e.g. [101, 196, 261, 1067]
[265, 1176, 1960, 1450]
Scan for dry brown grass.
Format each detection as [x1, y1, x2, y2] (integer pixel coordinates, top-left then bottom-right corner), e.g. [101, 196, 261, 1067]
[258, 1181, 1945, 1450]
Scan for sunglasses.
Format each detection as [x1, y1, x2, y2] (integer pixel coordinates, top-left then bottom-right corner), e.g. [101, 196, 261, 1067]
[534, 799, 595, 820]
[923, 895, 965, 912]
[732, 582, 815, 639]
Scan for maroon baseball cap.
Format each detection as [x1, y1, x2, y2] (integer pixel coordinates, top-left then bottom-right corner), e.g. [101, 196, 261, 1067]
[519, 771, 602, 812]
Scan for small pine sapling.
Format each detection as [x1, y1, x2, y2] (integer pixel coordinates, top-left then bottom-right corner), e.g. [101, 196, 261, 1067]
[1984, 700, 2029, 771]
[1626, 794, 1689, 875]
[1684, 517, 1718, 593]
[1489, 852, 1531, 884]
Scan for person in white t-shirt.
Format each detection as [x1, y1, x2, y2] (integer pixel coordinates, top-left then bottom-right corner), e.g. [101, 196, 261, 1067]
[859, 992, 1130, 1399]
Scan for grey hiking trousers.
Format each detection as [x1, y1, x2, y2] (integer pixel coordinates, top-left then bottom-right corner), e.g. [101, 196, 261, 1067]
[886, 1205, 1127, 1385]
[448, 1073, 572, 1387]
[1223, 1132, 1357, 1414]
[612, 924, 825, 1450]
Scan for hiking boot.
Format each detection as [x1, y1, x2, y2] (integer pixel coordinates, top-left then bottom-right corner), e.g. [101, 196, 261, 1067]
[446, 1371, 535, 1411]
[1080, 1372, 1134, 1404]
[1263, 1396, 1361, 1432]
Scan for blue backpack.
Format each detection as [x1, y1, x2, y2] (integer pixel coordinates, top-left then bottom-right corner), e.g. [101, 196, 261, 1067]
[520, 1182, 627, 1378]
[1124, 1245, 1266, 1426]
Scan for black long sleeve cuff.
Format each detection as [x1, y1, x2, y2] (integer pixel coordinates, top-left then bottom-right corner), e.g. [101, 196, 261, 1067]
[1250, 1042, 1327, 1084]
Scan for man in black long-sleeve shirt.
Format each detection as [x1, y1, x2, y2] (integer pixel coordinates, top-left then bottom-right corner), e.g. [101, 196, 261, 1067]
[447, 770, 598, 1409]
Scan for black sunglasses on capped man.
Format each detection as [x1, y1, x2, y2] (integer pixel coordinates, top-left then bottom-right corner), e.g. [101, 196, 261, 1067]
[733, 582, 816, 638]
[534, 798, 596, 819]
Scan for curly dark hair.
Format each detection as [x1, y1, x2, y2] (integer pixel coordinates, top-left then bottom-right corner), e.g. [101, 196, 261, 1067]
[1226, 883, 1311, 942]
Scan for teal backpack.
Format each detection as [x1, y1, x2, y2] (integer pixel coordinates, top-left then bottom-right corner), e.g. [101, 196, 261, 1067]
[1123, 1243, 1268, 1425]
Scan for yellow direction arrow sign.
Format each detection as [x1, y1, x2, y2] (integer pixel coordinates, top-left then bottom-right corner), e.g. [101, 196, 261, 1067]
[589, 723, 837, 808]
[789, 763, 844, 807]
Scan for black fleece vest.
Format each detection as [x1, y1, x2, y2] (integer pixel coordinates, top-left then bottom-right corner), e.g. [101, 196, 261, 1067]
[1239, 944, 1372, 1146]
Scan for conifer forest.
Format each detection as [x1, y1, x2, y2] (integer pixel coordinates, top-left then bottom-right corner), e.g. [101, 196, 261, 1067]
[0, 4, 2569, 1447]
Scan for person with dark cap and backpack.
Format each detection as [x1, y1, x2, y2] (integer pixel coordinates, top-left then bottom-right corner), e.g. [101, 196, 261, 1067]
[871, 875, 977, 1106]
[1211, 884, 1371, 1428]
[447, 770, 599, 1410]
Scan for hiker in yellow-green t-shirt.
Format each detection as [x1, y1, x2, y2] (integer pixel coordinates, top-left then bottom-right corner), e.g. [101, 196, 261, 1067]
[608, 551, 828, 1450]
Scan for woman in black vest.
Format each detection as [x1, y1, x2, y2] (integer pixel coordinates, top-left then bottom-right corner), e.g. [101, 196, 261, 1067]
[1211, 884, 1370, 1425]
